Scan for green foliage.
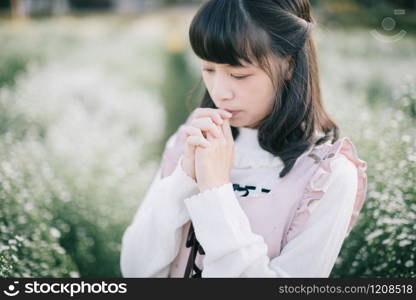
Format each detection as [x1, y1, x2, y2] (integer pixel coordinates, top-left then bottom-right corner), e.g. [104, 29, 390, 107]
[161, 49, 198, 144]
[0, 14, 168, 277]
[316, 30, 416, 277]
[395, 80, 416, 119]
[330, 82, 416, 277]
[0, 136, 78, 277]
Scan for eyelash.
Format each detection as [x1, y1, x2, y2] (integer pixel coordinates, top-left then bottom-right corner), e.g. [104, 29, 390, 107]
[203, 69, 249, 80]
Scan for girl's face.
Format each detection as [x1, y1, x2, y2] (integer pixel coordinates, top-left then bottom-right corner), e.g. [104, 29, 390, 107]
[200, 58, 277, 129]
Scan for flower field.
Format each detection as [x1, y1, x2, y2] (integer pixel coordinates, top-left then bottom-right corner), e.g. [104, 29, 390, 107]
[0, 8, 415, 277]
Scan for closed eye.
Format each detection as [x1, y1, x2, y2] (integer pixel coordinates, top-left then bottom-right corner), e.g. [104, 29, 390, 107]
[203, 69, 250, 80]
[231, 74, 250, 80]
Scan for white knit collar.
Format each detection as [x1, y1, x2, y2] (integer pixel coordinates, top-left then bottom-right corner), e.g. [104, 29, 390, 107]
[233, 127, 323, 169]
[233, 127, 283, 169]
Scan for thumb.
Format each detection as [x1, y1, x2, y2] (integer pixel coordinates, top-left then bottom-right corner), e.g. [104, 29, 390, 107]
[222, 118, 233, 141]
[184, 141, 195, 157]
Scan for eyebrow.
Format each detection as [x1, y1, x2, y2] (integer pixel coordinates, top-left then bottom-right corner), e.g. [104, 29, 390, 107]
[202, 63, 250, 69]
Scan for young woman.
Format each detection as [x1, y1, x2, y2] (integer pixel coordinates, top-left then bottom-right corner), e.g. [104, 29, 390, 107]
[120, 0, 368, 278]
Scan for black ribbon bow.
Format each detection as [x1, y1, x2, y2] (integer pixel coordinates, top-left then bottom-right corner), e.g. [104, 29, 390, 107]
[184, 222, 205, 278]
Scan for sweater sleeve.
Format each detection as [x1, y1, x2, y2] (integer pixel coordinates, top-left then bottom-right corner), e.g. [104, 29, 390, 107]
[183, 155, 358, 277]
[120, 145, 200, 277]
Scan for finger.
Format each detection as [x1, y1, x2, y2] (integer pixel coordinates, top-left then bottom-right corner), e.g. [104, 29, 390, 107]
[183, 125, 204, 138]
[206, 130, 215, 142]
[192, 108, 232, 125]
[187, 136, 210, 148]
[183, 126, 205, 156]
[219, 109, 233, 119]
[191, 117, 222, 138]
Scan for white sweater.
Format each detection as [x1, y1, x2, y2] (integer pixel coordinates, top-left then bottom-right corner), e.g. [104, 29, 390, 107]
[120, 127, 358, 277]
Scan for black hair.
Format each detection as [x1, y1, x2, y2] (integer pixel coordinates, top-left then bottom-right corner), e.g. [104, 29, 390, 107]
[189, 0, 339, 178]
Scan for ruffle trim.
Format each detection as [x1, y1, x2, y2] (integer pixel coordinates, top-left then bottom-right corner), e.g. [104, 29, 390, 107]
[283, 137, 368, 245]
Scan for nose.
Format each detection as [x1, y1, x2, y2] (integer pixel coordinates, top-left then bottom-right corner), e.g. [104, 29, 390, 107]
[210, 74, 234, 102]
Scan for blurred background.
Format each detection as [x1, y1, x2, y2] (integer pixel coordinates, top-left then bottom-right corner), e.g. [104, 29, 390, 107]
[0, 0, 415, 278]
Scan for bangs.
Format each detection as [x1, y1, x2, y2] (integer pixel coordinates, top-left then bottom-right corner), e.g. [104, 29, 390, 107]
[189, 0, 271, 68]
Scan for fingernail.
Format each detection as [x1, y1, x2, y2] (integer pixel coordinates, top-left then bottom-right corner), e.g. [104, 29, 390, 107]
[222, 110, 232, 117]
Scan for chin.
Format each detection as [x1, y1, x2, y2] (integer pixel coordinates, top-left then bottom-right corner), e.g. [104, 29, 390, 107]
[230, 118, 253, 128]
[229, 119, 244, 128]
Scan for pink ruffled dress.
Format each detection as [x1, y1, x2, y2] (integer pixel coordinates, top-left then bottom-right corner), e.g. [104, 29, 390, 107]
[160, 120, 368, 278]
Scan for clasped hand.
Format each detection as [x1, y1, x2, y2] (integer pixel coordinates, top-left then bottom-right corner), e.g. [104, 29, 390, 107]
[181, 108, 235, 192]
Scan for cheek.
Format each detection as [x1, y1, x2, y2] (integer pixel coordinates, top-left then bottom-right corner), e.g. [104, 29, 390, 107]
[242, 81, 274, 111]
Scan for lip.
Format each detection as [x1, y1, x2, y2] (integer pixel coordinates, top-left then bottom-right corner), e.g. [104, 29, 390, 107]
[224, 109, 242, 116]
